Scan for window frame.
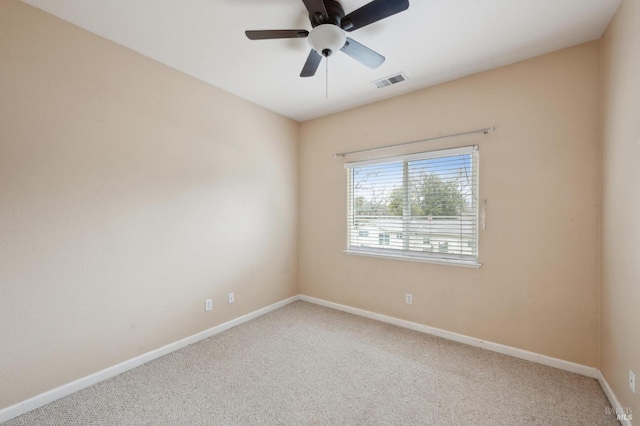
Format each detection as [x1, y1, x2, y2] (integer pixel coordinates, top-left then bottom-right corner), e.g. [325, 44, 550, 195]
[344, 145, 481, 268]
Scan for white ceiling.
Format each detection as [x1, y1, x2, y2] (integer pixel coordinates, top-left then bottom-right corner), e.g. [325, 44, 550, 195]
[20, 0, 620, 122]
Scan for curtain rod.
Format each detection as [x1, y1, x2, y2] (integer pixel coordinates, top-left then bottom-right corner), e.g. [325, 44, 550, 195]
[334, 127, 496, 158]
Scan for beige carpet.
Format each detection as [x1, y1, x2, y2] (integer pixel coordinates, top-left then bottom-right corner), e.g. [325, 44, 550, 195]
[4, 301, 618, 425]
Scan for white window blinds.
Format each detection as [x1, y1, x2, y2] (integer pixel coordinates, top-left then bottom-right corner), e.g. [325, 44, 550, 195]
[345, 145, 479, 266]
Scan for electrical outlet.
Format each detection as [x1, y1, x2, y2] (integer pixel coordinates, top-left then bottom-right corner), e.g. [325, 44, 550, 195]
[405, 293, 413, 305]
[228, 292, 235, 304]
[205, 299, 212, 312]
[630, 369, 636, 394]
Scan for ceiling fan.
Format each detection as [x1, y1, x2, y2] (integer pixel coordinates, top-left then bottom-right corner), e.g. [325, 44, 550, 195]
[245, 0, 410, 77]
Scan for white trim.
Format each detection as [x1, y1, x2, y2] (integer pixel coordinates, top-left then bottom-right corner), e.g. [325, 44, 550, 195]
[598, 370, 634, 426]
[0, 295, 299, 424]
[344, 145, 477, 168]
[299, 295, 598, 378]
[5, 294, 629, 425]
[344, 248, 481, 268]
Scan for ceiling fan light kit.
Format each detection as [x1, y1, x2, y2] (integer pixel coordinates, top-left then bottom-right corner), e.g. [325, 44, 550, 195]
[308, 24, 346, 57]
[245, 0, 410, 77]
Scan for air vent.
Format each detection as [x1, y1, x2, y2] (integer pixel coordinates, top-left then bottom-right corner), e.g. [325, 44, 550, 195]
[373, 72, 408, 89]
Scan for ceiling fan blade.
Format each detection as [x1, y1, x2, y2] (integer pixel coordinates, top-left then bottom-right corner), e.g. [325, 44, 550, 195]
[302, 0, 329, 24]
[300, 49, 323, 77]
[341, 0, 409, 32]
[245, 30, 309, 40]
[340, 37, 385, 69]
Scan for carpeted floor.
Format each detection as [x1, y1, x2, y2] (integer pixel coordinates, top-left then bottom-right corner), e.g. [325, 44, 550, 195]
[4, 301, 618, 425]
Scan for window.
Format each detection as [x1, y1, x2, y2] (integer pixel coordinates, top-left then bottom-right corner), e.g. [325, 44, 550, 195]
[345, 145, 479, 266]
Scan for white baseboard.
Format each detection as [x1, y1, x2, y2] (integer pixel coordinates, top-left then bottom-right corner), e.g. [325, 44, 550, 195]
[299, 294, 599, 378]
[3, 294, 630, 425]
[301, 295, 640, 423]
[0, 295, 299, 424]
[598, 370, 634, 426]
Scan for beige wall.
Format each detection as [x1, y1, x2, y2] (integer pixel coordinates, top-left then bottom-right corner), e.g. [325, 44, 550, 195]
[3, 0, 635, 415]
[0, 0, 298, 409]
[601, 0, 640, 414]
[299, 42, 602, 367]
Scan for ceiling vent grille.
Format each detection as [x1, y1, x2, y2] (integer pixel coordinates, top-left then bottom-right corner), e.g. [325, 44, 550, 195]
[373, 72, 407, 89]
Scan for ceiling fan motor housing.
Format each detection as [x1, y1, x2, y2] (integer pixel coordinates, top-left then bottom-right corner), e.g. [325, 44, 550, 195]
[309, 0, 345, 27]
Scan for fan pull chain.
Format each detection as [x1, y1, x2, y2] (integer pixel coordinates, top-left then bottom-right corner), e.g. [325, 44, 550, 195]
[325, 56, 329, 99]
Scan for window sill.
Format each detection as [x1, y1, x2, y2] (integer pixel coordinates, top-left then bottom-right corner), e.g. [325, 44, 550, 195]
[344, 248, 481, 268]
